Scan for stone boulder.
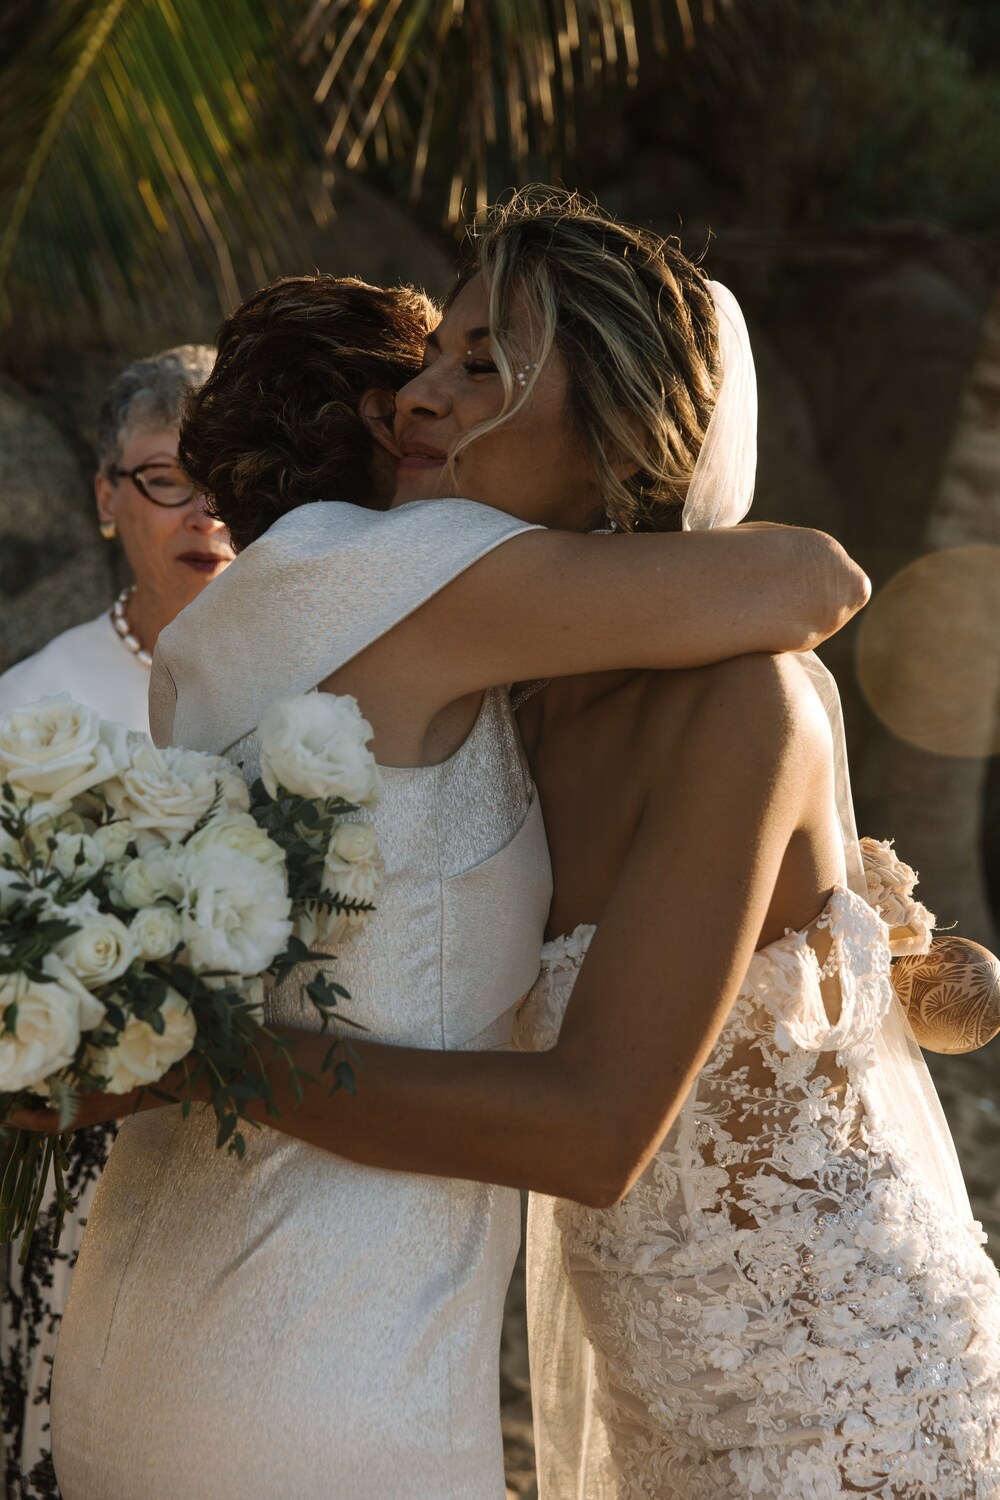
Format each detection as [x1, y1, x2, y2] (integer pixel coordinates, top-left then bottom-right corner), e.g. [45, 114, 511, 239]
[0, 383, 116, 674]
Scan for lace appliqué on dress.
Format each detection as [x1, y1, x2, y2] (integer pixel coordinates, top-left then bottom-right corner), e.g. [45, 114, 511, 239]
[519, 889, 1000, 1499]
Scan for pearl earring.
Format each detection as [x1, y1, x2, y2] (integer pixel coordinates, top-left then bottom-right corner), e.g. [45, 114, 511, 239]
[516, 363, 539, 388]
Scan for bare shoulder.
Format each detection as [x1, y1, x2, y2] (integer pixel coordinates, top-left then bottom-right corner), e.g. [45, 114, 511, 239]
[691, 651, 829, 718]
[642, 653, 833, 774]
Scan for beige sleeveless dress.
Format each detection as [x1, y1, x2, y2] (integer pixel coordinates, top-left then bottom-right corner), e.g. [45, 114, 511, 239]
[50, 500, 552, 1500]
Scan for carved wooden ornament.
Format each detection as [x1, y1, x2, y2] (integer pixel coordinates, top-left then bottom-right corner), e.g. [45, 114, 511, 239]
[892, 935, 1000, 1055]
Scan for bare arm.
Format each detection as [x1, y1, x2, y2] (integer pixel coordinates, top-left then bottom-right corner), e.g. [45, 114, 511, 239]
[14, 661, 837, 1205]
[245, 659, 830, 1204]
[329, 524, 869, 750]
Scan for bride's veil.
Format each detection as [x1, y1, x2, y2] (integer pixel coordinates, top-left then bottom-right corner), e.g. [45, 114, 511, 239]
[526, 279, 975, 1500]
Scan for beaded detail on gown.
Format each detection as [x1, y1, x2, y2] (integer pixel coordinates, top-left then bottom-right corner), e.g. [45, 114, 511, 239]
[50, 688, 552, 1500]
[516, 889, 1000, 1499]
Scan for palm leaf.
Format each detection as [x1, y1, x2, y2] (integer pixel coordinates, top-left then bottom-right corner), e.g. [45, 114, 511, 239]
[0, 0, 726, 352]
[0, 0, 327, 350]
[296, 0, 729, 223]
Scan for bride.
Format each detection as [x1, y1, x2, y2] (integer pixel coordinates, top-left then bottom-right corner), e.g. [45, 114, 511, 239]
[209, 195, 1000, 1496]
[35, 196, 876, 1500]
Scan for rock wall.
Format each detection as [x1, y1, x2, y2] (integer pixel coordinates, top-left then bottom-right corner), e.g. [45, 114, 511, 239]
[708, 227, 998, 940]
[0, 384, 118, 670]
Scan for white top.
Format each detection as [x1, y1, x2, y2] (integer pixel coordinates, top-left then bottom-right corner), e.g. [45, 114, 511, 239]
[149, 498, 542, 751]
[0, 613, 149, 732]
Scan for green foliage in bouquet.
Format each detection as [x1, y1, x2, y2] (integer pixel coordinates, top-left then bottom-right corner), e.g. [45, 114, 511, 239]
[0, 690, 383, 1260]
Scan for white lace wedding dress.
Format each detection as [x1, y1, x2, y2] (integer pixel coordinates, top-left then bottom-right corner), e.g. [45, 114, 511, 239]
[517, 889, 1000, 1498]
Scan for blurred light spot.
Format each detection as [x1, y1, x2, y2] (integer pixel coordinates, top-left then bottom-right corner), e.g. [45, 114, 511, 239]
[856, 545, 1000, 758]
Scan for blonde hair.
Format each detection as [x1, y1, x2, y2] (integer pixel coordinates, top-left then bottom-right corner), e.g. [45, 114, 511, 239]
[452, 187, 721, 531]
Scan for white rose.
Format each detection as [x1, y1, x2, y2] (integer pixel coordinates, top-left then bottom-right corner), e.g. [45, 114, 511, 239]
[109, 848, 185, 909]
[51, 831, 105, 883]
[89, 990, 196, 1094]
[180, 846, 291, 975]
[42, 952, 107, 1030]
[328, 821, 378, 864]
[54, 894, 135, 987]
[92, 818, 135, 863]
[258, 693, 381, 808]
[0, 696, 131, 803]
[297, 821, 382, 947]
[860, 835, 935, 957]
[322, 823, 381, 920]
[105, 743, 249, 852]
[129, 905, 183, 961]
[0, 955, 105, 1093]
[186, 811, 284, 870]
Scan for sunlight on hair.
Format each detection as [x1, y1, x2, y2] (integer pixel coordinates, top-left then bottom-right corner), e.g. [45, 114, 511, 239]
[452, 186, 721, 531]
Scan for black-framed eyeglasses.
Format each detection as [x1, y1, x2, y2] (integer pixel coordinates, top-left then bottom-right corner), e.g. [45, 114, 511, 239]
[113, 461, 194, 508]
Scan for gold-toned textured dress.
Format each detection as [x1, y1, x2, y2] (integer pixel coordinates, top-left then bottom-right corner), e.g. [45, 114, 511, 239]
[49, 500, 553, 1500]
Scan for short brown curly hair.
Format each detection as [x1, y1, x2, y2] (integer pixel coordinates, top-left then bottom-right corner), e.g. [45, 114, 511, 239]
[179, 275, 435, 552]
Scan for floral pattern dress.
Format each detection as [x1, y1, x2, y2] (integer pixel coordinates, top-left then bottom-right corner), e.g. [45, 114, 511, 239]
[1, 1126, 115, 1500]
[517, 888, 1000, 1499]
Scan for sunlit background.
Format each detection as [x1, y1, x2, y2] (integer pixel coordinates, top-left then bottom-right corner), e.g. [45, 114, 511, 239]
[2, 5, 999, 1494]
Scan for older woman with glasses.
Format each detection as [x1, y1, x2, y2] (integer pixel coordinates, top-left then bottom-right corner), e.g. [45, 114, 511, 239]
[0, 343, 232, 731]
[0, 344, 232, 1500]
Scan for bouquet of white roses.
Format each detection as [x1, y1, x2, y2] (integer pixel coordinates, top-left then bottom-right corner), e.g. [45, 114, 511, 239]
[0, 691, 383, 1256]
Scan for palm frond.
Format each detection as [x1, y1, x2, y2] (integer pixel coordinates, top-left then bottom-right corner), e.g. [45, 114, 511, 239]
[297, 0, 729, 224]
[0, 0, 327, 349]
[0, 0, 727, 355]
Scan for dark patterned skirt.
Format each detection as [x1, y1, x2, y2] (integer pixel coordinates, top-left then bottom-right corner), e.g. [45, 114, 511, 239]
[1, 1125, 115, 1500]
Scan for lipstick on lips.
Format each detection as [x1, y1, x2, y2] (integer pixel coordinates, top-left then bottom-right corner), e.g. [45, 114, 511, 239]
[177, 551, 230, 574]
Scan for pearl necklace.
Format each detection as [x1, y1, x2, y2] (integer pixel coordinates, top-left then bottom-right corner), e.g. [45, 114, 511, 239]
[110, 586, 153, 667]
